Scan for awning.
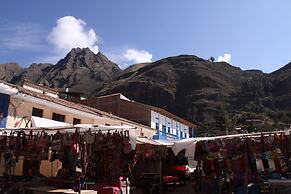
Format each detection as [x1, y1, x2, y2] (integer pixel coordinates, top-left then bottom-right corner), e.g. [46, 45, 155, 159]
[154, 140, 175, 147]
[172, 138, 197, 155]
[74, 124, 135, 130]
[136, 137, 162, 146]
[0, 82, 18, 95]
[31, 116, 72, 128]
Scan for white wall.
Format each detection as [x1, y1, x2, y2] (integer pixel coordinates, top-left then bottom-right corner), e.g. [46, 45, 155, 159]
[5, 96, 156, 138]
[150, 110, 190, 139]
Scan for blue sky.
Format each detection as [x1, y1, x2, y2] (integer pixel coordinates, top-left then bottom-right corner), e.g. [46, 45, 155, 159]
[1, 0, 291, 72]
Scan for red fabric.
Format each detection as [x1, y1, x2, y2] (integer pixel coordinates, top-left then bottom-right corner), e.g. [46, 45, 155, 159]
[96, 187, 120, 194]
[163, 176, 180, 183]
[175, 166, 186, 171]
[231, 157, 245, 173]
[273, 157, 282, 173]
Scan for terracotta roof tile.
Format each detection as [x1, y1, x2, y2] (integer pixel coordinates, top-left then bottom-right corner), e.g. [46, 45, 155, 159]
[0, 80, 154, 129]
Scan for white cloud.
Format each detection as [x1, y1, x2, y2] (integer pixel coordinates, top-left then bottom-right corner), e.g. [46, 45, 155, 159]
[47, 16, 99, 55]
[106, 48, 153, 69]
[124, 49, 152, 63]
[217, 53, 231, 63]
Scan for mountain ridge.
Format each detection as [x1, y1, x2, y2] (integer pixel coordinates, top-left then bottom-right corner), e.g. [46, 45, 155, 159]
[1, 48, 290, 134]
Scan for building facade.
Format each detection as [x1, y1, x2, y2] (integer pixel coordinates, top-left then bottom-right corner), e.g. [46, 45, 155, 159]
[82, 93, 196, 140]
[0, 80, 156, 138]
[150, 110, 191, 140]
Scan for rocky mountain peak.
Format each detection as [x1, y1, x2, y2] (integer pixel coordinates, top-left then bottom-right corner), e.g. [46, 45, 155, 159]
[56, 48, 119, 70]
[38, 48, 121, 93]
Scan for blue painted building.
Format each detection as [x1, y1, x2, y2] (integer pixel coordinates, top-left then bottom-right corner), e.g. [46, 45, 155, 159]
[85, 93, 196, 140]
[0, 93, 10, 128]
[151, 109, 195, 140]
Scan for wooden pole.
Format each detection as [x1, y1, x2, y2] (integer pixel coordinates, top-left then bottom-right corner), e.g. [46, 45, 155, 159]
[126, 178, 128, 194]
[159, 154, 162, 186]
[244, 138, 248, 194]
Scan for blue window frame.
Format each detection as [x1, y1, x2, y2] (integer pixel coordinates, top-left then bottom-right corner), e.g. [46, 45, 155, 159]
[0, 94, 9, 128]
[155, 113, 160, 138]
[162, 125, 166, 134]
[160, 125, 166, 140]
[155, 123, 159, 130]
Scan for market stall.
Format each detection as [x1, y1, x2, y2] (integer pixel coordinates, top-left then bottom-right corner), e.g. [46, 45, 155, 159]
[0, 124, 137, 194]
[170, 130, 291, 194]
[130, 137, 167, 193]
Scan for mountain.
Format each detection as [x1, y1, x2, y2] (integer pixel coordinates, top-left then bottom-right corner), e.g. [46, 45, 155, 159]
[270, 62, 291, 109]
[12, 63, 54, 84]
[1, 48, 290, 134]
[94, 55, 260, 120]
[38, 48, 121, 93]
[1, 48, 121, 94]
[0, 63, 23, 83]
[95, 54, 291, 133]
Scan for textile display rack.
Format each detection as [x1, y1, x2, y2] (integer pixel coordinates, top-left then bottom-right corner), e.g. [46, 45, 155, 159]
[173, 130, 291, 194]
[129, 137, 167, 193]
[0, 125, 137, 194]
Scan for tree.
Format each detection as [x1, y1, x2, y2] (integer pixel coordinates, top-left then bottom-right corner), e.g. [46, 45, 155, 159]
[209, 57, 215, 63]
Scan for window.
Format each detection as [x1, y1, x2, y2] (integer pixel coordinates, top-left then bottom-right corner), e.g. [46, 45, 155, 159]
[185, 132, 187, 138]
[32, 107, 43, 117]
[167, 127, 171, 134]
[180, 131, 183, 139]
[59, 92, 68, 99]
[52, 113, 65, 122]
[162, 125, 166, 134]
[73, 118, 81, 125]
[155, 123, 159, 130]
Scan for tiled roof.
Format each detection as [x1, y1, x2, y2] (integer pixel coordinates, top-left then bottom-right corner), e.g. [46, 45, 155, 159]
[0, 80, 154, 129]
[22, 79, 59, 94]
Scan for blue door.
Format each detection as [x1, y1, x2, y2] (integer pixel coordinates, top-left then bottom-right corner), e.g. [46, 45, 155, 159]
[0, 94, 9, 128]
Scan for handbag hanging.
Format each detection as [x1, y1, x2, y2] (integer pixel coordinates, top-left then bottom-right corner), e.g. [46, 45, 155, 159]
[99, 132, 109, 151]
[280, 133, 288, 155]
[9, 131, 17, 148]
[288, 133, 291, 154]
[144, 143, 153, 159]
[36, 130, 47, 152]
[16, 130, 27, 153]
[279, 158, 288, 173]
[268, 159, 276, 172]
[52, 131, 63, 152]
[94, 131, 104, 152]
[112, 131, 122, 148]
[123, 130, 131, 154]
[0, 131, 7, 151]
[26, 130, 36, 152]
[63, 133, 72, 146]
[83, 129, 95, 144]
[71, 129, 79, 153]
[256, 158, 264, 172]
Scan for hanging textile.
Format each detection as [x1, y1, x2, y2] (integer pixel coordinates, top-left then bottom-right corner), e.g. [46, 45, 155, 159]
[40, 159, 62, 177]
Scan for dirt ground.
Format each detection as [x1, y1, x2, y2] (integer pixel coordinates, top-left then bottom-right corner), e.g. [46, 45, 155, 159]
[162, 183, 195, 194]
[122, 182, 195, 194]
